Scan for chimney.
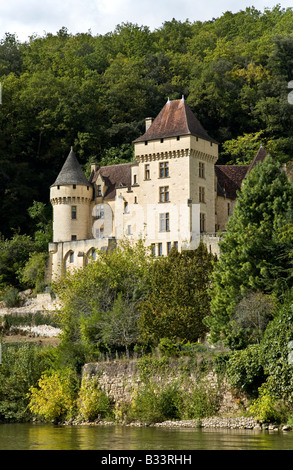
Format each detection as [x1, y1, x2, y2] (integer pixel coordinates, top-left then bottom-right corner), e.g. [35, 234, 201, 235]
[91, 163, 100, 173]
[145, 117, 153, 132]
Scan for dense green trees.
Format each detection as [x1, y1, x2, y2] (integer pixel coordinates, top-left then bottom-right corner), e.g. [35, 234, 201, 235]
[1, 6, 293, 238]
[53, 240, 153, 352]
[53, 241, 214, 353]
[138, 243, 215, 344]
[206, 156, 293, 345]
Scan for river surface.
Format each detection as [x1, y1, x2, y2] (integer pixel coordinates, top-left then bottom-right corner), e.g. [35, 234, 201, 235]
[1, 423, 293, 451]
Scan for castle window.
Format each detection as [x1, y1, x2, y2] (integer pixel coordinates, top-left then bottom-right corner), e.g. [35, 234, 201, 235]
[71, 206, 77, 219]
[97, 204, 104, 219]
[158, 243, 163, 256]
[159, 161, 169, 178]
[200, 213, 206, 232]
[57, 185, 60, 190]
[133, 175, 137, 184]
[177, 136, 180, 141]
[199, 162, 205, 178]
[73, 184, 76, 189]
[174, 241, 178, 250]
[167, 241, 172, 254]
[134, 196, 137, 204]
[151, 243, 156, 256]
[159, 186, 169, 203]
[145, 164, 150, 180]
[70, 252, 74, 263]
[160, 138, 164, 143]
[92, 249, 96, 260]
[71, 235, 77, 241]
[96, 227, 104, 238]
[227, 202, 231, 216]
[199, 186, 205, 203]
[97, 185, 102, 197]
[159, 212, 170, 232]
[127, 225, 132, 235]
[124, 201, 129, 214]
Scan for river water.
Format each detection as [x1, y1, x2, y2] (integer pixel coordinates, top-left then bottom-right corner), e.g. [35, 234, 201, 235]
[1, 423, 293, 451]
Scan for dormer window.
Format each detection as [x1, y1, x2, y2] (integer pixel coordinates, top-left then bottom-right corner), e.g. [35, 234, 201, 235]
[97, 185, 102, 197]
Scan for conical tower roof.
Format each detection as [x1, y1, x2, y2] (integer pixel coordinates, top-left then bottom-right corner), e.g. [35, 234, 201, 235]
[134, 97, 217, 144]
[51, 147, 91, 187]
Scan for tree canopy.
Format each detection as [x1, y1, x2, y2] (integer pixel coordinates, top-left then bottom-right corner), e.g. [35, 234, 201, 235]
[205, 155, 293, 345]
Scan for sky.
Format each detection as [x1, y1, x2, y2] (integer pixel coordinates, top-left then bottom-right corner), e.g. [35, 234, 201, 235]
[0, 0, 292, 42]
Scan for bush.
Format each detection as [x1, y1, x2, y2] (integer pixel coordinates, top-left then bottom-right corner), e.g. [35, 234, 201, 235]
[186, 382, 220, 419]
[2, 286, 20, 307]
[249, 383, 288, 424]
[130, 385, 164, 424]
[158, 383, 183, 420]
[28, 368, 78, 423]
[77, 376, 114, 422]
[225, 344, 266, 397]
[0, 343, 48, 422]
[158, 338, 180, 357]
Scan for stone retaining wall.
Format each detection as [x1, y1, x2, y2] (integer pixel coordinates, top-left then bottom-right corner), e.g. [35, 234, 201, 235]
[82, 358, 246, 416]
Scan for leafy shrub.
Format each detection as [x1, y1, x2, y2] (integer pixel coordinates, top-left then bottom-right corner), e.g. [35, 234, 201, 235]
[77, 376, 114, 422]
[225, 344, 266, 397]
[2, 286, 20, 307]
[20, 252, 48, 293]
[249, 383, 288, 424]
[0, 343, 48, 421]
[130, 385, 164, 424]
[186, 382, 220, 419]
[158, 382, 183, 420]
[28, 368, 78, 422]
[158, 338, 180, 357]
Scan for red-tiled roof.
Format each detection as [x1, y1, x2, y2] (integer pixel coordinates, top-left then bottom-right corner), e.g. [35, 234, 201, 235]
[134, 98, 217, 144]
[247, 146, 268, 173]
[215, 165, 248, 199]
[91, 162, 132, 200]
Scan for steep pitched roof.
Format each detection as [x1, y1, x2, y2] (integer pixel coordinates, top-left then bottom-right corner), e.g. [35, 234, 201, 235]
[215, 146, 270, 199]
[91, 162, 132, 200]
[134, 98, 217, 144]
[215, 165, 248, 199]
[51, 147, 91, 187]
[246, 145, 268, 173]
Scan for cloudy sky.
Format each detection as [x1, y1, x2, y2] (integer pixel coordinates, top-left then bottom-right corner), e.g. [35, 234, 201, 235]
[0, 0, 292, 42]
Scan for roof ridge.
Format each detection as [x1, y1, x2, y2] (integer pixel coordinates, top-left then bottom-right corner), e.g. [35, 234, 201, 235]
[133, 98, 217, 144]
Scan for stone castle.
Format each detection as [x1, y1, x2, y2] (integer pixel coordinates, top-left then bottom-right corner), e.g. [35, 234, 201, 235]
[48, 97, 268, 280]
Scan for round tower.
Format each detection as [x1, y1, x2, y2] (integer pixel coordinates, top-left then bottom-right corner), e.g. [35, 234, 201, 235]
[50, 147, 93, 242]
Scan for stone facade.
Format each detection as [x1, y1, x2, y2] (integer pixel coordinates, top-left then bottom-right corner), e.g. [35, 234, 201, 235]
[48, 97, 266, 281]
